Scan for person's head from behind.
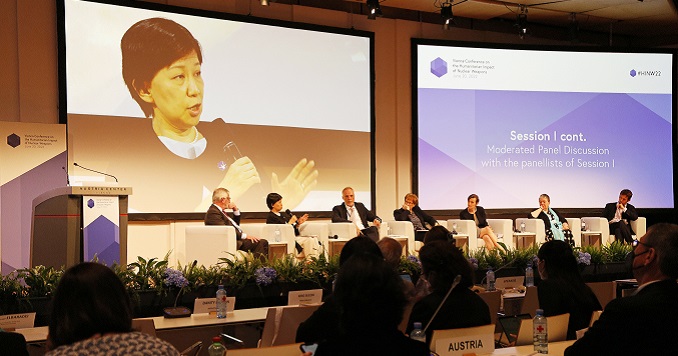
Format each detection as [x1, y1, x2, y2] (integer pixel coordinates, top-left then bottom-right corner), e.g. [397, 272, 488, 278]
[333, 253, 406, 333]
[266, 192, 283, 212]
[619, 189, 633, 205]
[419, 241, 473, 293]
[537, 240, 580, 281]
[631, 223, 678, 283]
[424, 225, 452, 245]
[121, 18, 204, 130]
[338, 235, 382, 267]
[377, 237, 403, 271]
[48, 262, 132, 349]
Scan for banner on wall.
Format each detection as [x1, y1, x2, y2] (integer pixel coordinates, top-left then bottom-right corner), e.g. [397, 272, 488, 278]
[82, 195, 120, 265]
[0, 122, 67, 274]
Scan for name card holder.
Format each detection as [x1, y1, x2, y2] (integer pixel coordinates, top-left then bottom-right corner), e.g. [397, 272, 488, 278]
[288, 289, 323, 305]
[193, 297, 236, 315]
[435, 333, 494, 356]
[0, 312, 36, 331]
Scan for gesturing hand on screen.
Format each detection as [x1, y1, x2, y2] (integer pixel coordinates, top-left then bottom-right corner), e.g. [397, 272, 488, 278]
[272, 158, 318, 210]
[219, 156, 261, 201]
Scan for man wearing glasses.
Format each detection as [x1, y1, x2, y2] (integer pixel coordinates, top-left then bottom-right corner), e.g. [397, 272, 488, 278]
[564, 223, 678, 355]
[205, 187, 268, 258]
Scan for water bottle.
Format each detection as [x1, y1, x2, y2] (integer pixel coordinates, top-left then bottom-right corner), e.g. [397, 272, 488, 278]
[410, 322, 426, 343]
[216, 285, 227, 319]
[452, 222, 458, 234]
[525, 262, 534, 287]
[208, 336, 226, 356]
[274, 227, 282, 242]
[520, 221, 526, 233]
[533, 309, 548, 354]
[486, 268, 496, 291]
[581, 220, 587, 231]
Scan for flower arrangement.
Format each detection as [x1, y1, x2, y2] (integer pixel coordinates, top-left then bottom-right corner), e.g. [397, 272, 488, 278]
[576, 251, 592, 266]
[254, 267, 277, 286]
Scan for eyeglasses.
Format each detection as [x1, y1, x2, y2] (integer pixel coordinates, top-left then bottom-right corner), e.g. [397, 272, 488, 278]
[631, 240, 652, 249]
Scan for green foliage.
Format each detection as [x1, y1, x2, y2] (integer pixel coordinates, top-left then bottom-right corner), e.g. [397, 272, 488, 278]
[127, 254, 169, 292]
[271, 254, 306, 283]
[399, 255, 422, 277]
[602, 241, 632, 262]
[579, 245, 605, 265]
[301, 253, 339, 287]
[16, 265, 64, 298]
[218, 253, 265, 290]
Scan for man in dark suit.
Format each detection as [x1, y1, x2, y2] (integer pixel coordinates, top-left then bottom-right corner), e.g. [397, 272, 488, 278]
[602, 189, 638, 244]
[564, 223, 678, 356]
[331, 187, 381, 240]
[205, 187, 268, 258]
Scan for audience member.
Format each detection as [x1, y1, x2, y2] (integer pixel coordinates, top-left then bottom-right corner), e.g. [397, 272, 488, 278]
[296, 236, 383, 344]
[46, 262, 179, 355]
[536, 240, 601, 340]
[407, 241, 491, 343]
[393, 193, 437, 241]
[314, 253, 429, 356]
[423, 225, 454, 245]
[602, 189, 638, 244]
[265, 192, 321, 259]
[565, 223, 678, 355]
[205, 188, 268, 259]
[331, 187, 381, 241]
[460, 194, 505, 252]
[529, 194, 574, 246]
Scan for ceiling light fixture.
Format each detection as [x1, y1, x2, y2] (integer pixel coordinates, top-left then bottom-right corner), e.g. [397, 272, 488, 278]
[366, 0, 383, 20]
[441, 1, 454, 30]
[515, 5, 528, 39]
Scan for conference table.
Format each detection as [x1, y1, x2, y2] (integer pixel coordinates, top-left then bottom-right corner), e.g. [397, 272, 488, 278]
[482, 340, 576, 355]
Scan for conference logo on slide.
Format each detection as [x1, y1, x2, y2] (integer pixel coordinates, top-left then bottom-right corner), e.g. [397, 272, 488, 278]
[87, 199, 95, 208]
[7, 133, 20, 148]
[630, 68, 662, 77]
[431, 57, 448, 78]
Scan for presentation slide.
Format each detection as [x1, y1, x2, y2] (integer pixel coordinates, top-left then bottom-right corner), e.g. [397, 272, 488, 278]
[414, 42, 674, 209]
[61, 0, 373, 214]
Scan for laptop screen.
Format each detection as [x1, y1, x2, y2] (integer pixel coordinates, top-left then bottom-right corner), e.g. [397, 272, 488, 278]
[498, 313, 532, 344]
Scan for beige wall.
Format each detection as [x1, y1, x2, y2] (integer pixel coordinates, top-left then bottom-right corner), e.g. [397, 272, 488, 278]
[0, 0, 571, 220]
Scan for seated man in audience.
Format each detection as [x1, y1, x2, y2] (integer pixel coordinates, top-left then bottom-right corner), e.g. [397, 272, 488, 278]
[331, 187, 381, 241]
[602, 189, 638, 244]
[205, 187, 268, 258]
[564, 223, 678, 356]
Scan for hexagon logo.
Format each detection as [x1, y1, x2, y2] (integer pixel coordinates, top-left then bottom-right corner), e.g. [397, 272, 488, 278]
[87, 199, 95, 208]
[629, 69, 636, 77]
[7, 133, 20, 148]
[431, 57, 448, 78]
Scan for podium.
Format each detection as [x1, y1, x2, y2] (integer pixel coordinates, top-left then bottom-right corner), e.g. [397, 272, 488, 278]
[30, 186, 132, 268]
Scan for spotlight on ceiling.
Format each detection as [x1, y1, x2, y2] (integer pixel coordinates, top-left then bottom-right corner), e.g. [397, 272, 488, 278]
[366, 0, 383, 20]
[441, 1, 454, 30]
[261, 0, 269, 5]
[515, 6, 528, 39]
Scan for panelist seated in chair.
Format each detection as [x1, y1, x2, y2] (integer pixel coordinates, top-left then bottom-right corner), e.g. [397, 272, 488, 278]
[602, 189, 638, 244]
[205, 187, 268, 259]
[46, 262, 179, 355]
[529, 193, 573, 246]
[565, 223, 678, 356]
[331, 187, 381, 241]
[265, 192, 321, 259]
[393, 193, 437, 241]
[460, 193, 505, 252]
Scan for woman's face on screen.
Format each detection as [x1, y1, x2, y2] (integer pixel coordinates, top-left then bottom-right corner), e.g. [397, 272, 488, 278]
[144, 51, 204, 133]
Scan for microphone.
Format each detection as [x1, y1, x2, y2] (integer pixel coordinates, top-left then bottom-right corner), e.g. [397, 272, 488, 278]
[73, 162, 118, 182]
[62, 166, 70, 186]
[423, 275, 462, 333]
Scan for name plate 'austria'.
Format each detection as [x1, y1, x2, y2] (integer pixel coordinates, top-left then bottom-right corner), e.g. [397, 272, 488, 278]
[435, 333, 494, 356]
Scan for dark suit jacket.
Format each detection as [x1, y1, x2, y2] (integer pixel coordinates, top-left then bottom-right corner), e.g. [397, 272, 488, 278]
[393, 205, 437, 228]
[564, 279, 678, 356]
[537, 279, 602, 340]
[529, 208, 567, 230]
[459, 206, 489, 228]
[204, 204, 244, 240]
[406, 288, 491, 344]
[602, 202, 638, 234]
[266, 211, 300, 236]
[331, 202, 379, 227]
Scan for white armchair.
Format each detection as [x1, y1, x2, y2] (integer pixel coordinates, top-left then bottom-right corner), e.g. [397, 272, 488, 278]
[447, 219, 478, 251]
[487, 219, 515, 250]
[384, 220, 416, 255]
[515, 218, 546, 244]
[184, 225, 238, 265]
[240, 223, 295, 255]
[582, 216, 646, 244]
[328, 222, 357, 240]
[298, 222, 330, 257]
[566, 217, 582, 247]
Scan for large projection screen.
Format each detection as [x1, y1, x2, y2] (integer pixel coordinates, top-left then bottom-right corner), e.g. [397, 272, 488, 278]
[59, 0, 374, 214]
[413, 40, 675, 210]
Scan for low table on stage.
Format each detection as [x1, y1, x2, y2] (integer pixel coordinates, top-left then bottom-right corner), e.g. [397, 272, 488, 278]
[581, 231, 603, 248]
[513, 232, 536, 249]
[452, 233, 469, 253]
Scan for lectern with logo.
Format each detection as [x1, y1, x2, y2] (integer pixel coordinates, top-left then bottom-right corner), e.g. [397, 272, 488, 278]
[30, 186, 132, 268]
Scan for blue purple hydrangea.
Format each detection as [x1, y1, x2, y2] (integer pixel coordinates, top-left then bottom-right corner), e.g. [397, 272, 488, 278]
[407, 255, 421, 266]
[164, 268, 188, 288]
[468, 257, 479, 270]
[255, 267, 277, 286]
[576, 251, 592, 266]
